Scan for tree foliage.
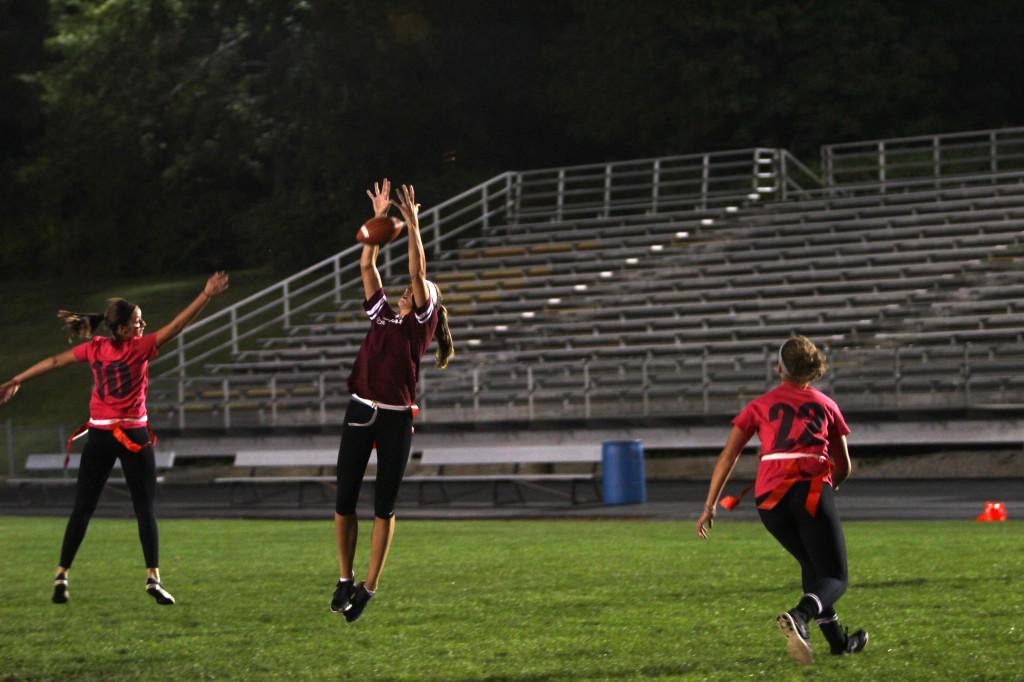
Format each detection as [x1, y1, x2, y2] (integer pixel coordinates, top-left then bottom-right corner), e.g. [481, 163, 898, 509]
[2, 1, 1022, 278]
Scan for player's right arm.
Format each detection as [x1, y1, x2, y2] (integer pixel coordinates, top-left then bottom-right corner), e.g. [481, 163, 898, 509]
[360, 245, 383, 300]
[360, 179, 389, 300]
[0, 349, 79, 405]
[830, 434, 852, 490]
[696, 425, 753, 538]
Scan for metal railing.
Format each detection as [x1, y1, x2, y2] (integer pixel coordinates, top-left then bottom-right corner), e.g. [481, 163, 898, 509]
[152, 148, 822, 385]
[821, 126, 1024, 193]
[511, 147, 821, 220]
[147, 342, 1024, 430]
[151, 172, 519, 380]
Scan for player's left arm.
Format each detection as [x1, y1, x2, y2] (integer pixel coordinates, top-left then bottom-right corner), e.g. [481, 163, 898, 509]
[393, 184, 429, 308]
[830, 434, 851, 490]
[153, 272, 229, 348]
[696, 425, 753, 538]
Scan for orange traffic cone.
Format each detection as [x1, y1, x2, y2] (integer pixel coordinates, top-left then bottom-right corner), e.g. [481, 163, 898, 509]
[976, 501, 1008, 522]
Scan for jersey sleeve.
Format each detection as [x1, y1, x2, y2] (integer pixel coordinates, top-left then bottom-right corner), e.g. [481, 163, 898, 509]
[827, 403, 851, 439]
[731, 401, 758, 434]
[364, 289, 393, 321]
[139, 333, 160, 360]
[71, 341, 92, 363]
[412, 291, 436, 325]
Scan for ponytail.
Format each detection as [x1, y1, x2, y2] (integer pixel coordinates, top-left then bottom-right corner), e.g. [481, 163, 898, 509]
[57, 298, 137, 343]
[433, 284, 454, 369]
[57, 311, 104, 343]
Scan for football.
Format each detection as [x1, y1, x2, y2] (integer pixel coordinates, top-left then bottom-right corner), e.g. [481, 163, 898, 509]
[357, 216, 405, 245]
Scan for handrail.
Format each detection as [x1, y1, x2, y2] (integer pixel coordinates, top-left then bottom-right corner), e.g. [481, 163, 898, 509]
[154, 148, 818, 380]
[147, 341, 1024, 429]
[153, 171, 517, 377]
[821, 126, 1024, 190]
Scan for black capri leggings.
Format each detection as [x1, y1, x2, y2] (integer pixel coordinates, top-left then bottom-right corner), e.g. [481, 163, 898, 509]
[60, 428, 160, 569]
[335, 400, 413, 519]
[757, 480, 848, 616]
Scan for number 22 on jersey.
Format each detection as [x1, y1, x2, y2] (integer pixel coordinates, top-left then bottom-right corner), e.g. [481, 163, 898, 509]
[768, 402, 826, 451]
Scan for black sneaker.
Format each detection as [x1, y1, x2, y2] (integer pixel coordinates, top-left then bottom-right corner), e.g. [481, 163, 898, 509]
[832, 628, 869, 655]
[52, 573, 69, 604]
[777, 609, 813, 665]
[145, 578, 175, 605]
[343, 582, 374, 623]
[331, 579, 355, 613]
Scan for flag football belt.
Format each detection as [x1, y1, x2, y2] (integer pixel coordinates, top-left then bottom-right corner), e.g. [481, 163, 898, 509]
[64, 418, 157, 469]
[347, 394, 420, 428]
[719, 452, 832, 517]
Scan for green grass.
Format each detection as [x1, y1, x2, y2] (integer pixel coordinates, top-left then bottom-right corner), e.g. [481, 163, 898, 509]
[0, 270, 282, 467]
[0, 518, 1021, 681]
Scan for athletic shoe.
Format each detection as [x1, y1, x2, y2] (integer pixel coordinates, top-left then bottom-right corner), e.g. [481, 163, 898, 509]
[343, 582, 373, 623]
[145, 578, 176, 605]
[832, 628, 869, 655]
[776, 609, 813, 665]
[330, 579, 355, 613]
[52, 573, 69, 604]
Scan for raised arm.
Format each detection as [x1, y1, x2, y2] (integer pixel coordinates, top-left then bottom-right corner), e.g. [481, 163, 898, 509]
[360, 179, 391, 299]
[360, 244, 383, 300]
[696, 425, 754, 539]
[393, 184, 429, 308]
[830, 434, 852, 490]
[153, 272, 229, 348]
[0, 349, 79, 405]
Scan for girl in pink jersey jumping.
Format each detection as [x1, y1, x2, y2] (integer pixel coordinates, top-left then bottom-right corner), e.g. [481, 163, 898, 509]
[0, 272, 229, 605]
[695, 336, 868, 664]
[330, 180, 455, 622]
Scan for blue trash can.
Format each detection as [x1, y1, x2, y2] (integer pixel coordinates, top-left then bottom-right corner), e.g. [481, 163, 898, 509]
[602, 440, 646, 505]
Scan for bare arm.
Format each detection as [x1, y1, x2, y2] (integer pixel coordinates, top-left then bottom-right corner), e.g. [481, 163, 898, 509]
[696, 425, 754, 539]
[153, 272, 229, 348]
[360, 244, 383, 300]
[393, 184, 429, 307]
[830, 434, 852, 490]
[0, 349, 79, 405]
[360, 179, 391, 300]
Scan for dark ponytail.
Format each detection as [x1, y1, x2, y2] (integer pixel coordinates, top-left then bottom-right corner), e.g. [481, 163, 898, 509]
[57, 311, 104, 342]
[433, 284, 454, 369]
[57, 298, 137, 343]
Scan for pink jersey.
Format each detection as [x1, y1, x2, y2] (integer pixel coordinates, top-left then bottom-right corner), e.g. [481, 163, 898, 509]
[72, 334, 160, 429]
[732, 382, 850, 498]
[347, 288, 439, 406]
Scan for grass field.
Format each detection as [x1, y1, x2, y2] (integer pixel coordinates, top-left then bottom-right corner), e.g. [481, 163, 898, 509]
[0, 517, 1021, 681]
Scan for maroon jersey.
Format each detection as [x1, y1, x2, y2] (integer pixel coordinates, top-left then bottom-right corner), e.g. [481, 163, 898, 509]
[347, 288, 439, 405]
[732, 382, 850, 497]
[72, 334, 160, 429]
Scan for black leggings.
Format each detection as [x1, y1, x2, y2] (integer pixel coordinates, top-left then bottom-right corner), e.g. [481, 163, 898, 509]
[335, 400, 413, 519]
[59, 428, 159, 569]
[758, 480, 847, 616]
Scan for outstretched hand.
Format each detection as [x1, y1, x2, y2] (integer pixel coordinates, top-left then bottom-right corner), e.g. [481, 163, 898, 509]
[696, 505, 716, 539]
[204, 272, 229, 297]
[366, 178, 392, 218]
[0, 380, 20, 406]
[391, 184, 420, 230]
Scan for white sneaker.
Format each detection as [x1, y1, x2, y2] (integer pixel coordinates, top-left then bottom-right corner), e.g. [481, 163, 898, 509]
[146, 578, 176, 605]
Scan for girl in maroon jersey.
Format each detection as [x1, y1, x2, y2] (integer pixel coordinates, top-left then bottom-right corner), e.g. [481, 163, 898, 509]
[330, 179, 454, 622]
[0, 272, 229, 605]
[695, 336, 867, 664]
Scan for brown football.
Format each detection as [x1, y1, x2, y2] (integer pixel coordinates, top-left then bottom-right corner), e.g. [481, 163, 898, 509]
[356, 216, 405, 245]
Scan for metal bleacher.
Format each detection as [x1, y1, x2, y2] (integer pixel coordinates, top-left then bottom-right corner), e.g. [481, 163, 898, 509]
[146, 127, 1024, 431]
